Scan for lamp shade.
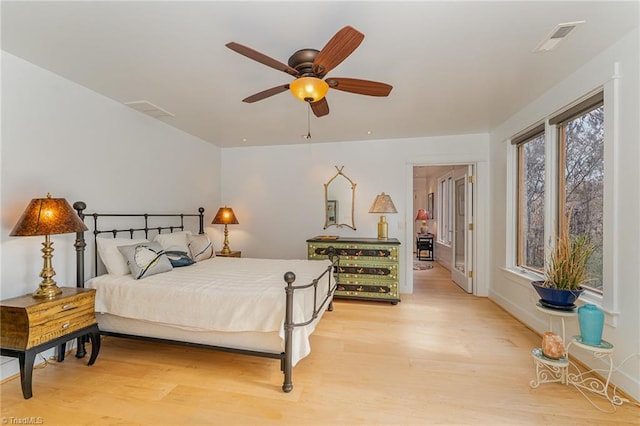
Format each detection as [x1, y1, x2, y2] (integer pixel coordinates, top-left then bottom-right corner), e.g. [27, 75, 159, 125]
[212, 207, 239, 225]
[290, 77, 329, 103]
[10, 194, 88, 236]
[415, 209, 430, 221]
[369, 193, 397, 214]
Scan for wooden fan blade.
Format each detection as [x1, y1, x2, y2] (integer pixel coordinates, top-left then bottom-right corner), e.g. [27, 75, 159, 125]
[242, 84, 290, 103]
[326, 78, 393, 97]
[311, 98, 330, 117]
[226, 42, 299, 77]
[313, 26, 364, 76]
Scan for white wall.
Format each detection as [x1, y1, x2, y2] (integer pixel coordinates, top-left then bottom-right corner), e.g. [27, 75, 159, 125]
[1, 52, 221, 377]
[488, 29, 640, 400]
[219, 134, 490, 296]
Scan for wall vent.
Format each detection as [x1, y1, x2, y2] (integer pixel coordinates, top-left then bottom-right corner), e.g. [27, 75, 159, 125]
[533, 21, 585, 52]
[124, 100, 175, 118]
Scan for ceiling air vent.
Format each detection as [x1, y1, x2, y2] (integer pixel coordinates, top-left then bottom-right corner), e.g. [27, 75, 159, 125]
[533, 21, 585, 52]
[124, 100, 174, 118]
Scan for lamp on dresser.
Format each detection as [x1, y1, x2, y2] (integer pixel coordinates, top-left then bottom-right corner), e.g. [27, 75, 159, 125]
[10, 193, 88, 298]
[212, 206, 239, 255]
[369, 192, 397, 240]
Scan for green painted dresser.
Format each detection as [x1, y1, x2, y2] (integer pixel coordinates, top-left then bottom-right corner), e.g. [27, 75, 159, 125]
[306, 237, 400, 304]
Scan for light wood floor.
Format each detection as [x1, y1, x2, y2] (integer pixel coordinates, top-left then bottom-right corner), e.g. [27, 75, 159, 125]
[2, 262, 638, 425]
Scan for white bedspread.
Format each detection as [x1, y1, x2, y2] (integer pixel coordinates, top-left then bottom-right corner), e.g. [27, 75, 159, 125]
[86, 257, 333, 334]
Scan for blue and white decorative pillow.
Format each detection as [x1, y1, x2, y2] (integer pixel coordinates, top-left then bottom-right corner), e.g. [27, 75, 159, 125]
[165, 250, 196, 267]
[187, 233, 215, 262]
[117, 242, 173, 279]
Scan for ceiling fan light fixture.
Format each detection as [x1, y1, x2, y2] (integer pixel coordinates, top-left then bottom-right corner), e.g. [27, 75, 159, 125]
[290, 77, 329, 103]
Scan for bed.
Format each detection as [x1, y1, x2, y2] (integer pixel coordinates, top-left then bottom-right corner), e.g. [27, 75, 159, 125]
[72, 202, 338, 392]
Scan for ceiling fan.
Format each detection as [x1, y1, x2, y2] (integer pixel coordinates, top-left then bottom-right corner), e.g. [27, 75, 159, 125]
[226, 26, 393, 118]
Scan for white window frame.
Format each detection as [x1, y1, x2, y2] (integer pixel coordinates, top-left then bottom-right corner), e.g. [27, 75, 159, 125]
[505, 79, 619, 324]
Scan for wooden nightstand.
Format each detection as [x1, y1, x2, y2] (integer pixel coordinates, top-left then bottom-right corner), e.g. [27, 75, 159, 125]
[0, 287, 100, 399]
[216, 250, 241, 258]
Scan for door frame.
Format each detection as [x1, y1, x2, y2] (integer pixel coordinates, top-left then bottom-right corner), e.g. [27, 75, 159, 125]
[405, 158, 489, 297]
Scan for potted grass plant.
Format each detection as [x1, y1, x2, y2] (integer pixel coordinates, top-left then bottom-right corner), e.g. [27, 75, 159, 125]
[532, 211, 594, 308]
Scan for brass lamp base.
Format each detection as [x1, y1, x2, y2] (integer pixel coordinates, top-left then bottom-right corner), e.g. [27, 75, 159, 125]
[33, 282, 63, 299]
[33, 235, 63, 299]
[377, 216, 388, 240]
[220, 224, 232, 255]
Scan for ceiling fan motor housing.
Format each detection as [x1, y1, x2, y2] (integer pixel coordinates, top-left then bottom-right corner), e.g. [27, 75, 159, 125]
[288, 49, 323, 77]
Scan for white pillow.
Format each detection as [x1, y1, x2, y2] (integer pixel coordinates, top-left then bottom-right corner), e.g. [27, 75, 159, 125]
[96, 237, 149, 276]
[153, 230, 192, 254]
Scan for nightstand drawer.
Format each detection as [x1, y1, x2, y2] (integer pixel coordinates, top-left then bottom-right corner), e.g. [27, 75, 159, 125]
[25, 291, 94, 326]
[2, 306, 96, 349]
[27, 308, 96, 349]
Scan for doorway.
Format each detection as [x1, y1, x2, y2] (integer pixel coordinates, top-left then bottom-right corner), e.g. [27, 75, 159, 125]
[412, 164, 474, 294]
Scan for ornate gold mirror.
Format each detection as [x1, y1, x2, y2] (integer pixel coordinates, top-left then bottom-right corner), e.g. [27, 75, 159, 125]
[324, 166, 356, 230]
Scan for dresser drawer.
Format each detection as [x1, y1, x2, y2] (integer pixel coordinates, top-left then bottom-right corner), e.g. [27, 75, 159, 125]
[336, 287, 400, 300]
[309, 244, 398, 261]
[337, 260, 398, 281]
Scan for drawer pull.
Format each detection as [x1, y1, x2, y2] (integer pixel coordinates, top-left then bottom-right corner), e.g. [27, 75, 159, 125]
[62, 304, 74, 310]
[61, 323, 71, 330]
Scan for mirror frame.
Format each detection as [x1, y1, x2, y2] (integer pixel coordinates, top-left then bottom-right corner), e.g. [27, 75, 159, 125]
[324, 166, 357, 230]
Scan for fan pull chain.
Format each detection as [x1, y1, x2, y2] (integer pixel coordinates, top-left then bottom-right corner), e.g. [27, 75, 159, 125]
[304, 102, 312, 139]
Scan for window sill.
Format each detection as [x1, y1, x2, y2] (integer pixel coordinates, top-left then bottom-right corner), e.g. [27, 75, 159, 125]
[500, 266, 543, 287]
[499, 266, 619, 327]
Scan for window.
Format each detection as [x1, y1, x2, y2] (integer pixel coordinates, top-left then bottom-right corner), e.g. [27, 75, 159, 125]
[437, 175, 453, 245]
[554, 96, 604, 292]
[514, 128, 545, 272]
[512, 91, 604, 293]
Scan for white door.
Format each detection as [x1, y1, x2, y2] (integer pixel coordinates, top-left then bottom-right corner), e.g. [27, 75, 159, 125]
[451, 166, 473, 293]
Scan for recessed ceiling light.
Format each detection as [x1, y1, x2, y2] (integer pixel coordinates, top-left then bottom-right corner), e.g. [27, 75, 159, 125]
[533, 21, 585, 52]
[242, 138, 247, 142]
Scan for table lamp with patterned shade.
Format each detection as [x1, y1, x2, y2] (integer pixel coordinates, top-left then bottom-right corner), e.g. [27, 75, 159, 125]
[10, 193, 88, 298]
[369, 192, 397, 240]
[212, 206, 239, 255]
[415, 209, 430, 234]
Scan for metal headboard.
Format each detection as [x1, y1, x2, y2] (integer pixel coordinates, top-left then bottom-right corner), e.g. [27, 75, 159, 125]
[72, 201, 205, 287]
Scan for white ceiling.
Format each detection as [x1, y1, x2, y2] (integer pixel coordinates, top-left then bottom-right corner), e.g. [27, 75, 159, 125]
[2, 1, 638, 148]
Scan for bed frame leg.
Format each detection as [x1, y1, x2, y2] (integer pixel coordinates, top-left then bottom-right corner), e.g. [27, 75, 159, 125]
[282, 271, 296, 392]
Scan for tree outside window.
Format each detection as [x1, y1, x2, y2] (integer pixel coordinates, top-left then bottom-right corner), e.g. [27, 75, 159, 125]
[560, 105, 604, 292]
[518, 133, 545, 272]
